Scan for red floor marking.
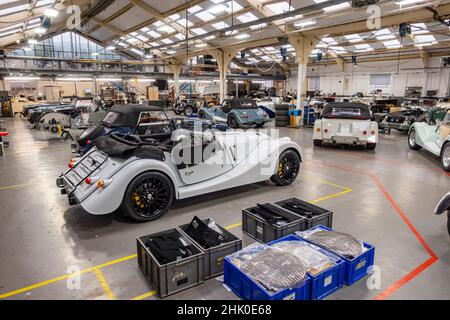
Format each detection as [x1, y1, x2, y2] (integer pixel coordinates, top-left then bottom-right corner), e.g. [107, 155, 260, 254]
[373, 256, 438, 300]
[309, 159, 439, 299]
[316, 149, 450, 176]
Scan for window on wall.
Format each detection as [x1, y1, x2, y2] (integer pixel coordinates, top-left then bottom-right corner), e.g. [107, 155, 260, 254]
[370, 74, 391, 93]
[308, 76, 320, 91]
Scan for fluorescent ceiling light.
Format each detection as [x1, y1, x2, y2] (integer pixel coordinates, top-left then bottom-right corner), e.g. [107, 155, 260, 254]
[56, 77, 92, 81]
[266, 2, 293, 14]
[237, 12, 258, 23]
[395, 0, 425, 6]
[188, 5, 203, 13]
[24, 47, 32, 51]
[5, 76, 40, 81]
[329, 46, 347, 53]
[0, 23, 22, 33]
[211, 0, 226, 3]
[235, 33, 250, 39]
[153, 21, 164, 27]
[97, 78, 121, 81]
[91, 52, 99, 56]
[137, 78, 156, 82]
[294, 19, 316, 28]
[36, 0, 53, 7]
[44, 8, 59, 17]
[106, 46, 115, 50]
[195, 43, 207, 48]
[208, 4, 227, 14]
[195, 11, 216, 22]
[140, 27, 150, 32]
[250, 23, 267, 30]
[149, 42, 159, 46]
[323, 2, 351, 12]
[167, 50, 176, 54]
[204, 35, 215, 40]
[191, 28, 207, 35]
[28, 39, 38, 44]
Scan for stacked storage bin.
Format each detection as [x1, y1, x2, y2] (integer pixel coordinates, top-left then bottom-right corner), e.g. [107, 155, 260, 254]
[296, 225, 375, 285]
[137, 218, 242, 298]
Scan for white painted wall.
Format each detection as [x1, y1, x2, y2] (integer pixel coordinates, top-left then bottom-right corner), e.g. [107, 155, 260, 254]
[286, 57, 450, 97]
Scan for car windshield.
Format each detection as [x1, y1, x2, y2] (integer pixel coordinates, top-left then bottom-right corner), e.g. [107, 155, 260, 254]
[231, 100, 257, 109]
[322, 105, 370, 120]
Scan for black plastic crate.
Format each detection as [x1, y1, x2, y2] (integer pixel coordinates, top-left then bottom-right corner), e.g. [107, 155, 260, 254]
[242, 203, 307, 243]
[274, 198, 333, 229]
[137, 228, 204, 298]
[179, 218, 242, 279]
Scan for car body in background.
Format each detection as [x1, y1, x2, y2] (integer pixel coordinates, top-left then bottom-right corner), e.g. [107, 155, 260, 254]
[313, 102, 379, 150]
[173, 99, 199, 116]
[435, 191, 450, 236]
[379, 109, 424, 134]
[198, 98, 270, 128]
[408, 109, 450, 171]
[57, 119, 302, 222]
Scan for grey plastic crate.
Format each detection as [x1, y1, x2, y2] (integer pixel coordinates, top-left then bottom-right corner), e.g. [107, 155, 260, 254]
[242, 204, 307, 243]
[179, 218, 242, 279]
[274, 198, 333, 229]
[137, 228, 204, 298]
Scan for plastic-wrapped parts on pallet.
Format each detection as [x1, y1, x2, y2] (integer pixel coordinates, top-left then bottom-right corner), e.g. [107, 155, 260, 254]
[271, 240, 338, 276]
[144, 229, 197, 264]
[299, 229, 365, 259]
[229, 243, 308, 292]
[183, 216, 233, 249]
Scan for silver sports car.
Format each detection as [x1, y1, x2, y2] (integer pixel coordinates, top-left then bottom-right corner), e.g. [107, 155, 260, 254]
[56, 110, 303, 222]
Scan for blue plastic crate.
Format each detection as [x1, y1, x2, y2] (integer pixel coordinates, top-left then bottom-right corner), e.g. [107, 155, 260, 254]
[296, 225, 375, 286]
[269, 235, 344, 300]
[224, 254, 310, 300]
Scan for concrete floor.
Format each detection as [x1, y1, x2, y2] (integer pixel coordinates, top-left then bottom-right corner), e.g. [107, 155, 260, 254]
[0, 116, 449, 300]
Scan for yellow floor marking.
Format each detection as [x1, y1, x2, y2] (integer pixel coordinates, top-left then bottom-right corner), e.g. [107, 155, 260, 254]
[94, 269, 116, 300]
[130, 290, 157, 300]
[0, 178, 352, 300]
[0, 182, 35, 191]
[0, 254, 136, 299]
[225, 222, 242, 230]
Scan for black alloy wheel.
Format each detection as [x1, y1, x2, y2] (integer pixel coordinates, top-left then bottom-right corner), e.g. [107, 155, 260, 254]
[270, 149, 301, 186]
[122, 172, 174, 222]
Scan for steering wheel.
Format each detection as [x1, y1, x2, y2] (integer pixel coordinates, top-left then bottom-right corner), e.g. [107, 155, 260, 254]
[110, 133, 142, 146]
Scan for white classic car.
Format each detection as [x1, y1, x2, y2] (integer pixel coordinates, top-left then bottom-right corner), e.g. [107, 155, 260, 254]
[56, 112, 303, 222]
[313, 102, 378, 150]
[408, 109, 450, 171]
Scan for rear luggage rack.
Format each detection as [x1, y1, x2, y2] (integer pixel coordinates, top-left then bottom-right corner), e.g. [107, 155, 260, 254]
[65, 151, 108, 190]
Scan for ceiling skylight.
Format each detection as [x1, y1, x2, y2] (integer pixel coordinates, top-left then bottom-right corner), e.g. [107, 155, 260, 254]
[266, 2, 294, 14]
[195, 11, 216, 22]
[212, 21, 229, 29]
